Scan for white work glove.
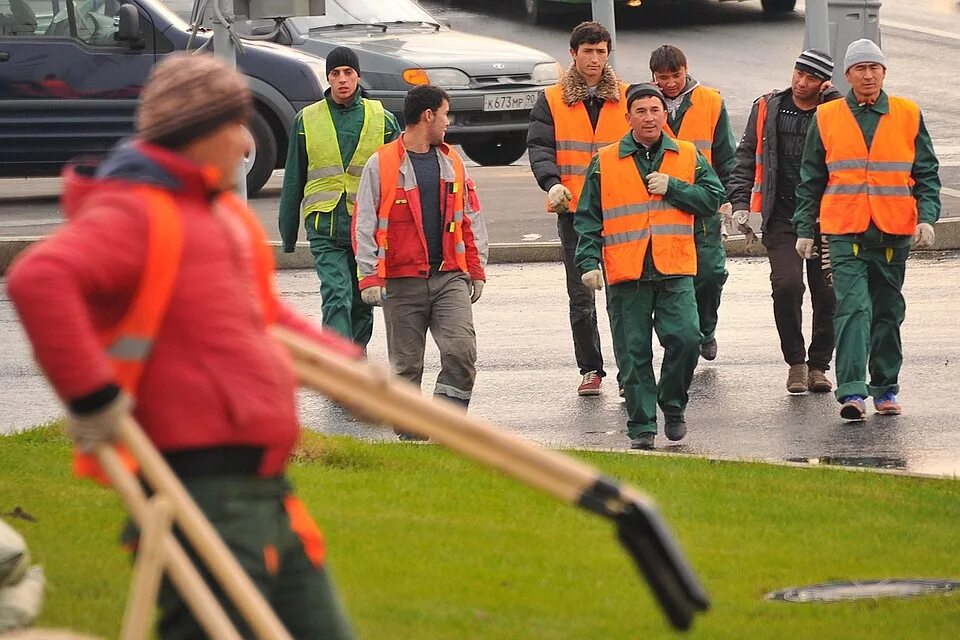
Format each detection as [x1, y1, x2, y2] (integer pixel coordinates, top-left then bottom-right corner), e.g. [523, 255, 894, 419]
[795, 237, 816, 260]
[719, 202, 732, 240]
[470, 280, 484, 303]
[645, 172, 670, 196]
[548, 183, 573, 213]
[581, 269, 604, 291]
[913, 222, 935, 249]
[67, 391, 132, 453]
[361, 286, 385, 307]
[734, 209, 752, 233]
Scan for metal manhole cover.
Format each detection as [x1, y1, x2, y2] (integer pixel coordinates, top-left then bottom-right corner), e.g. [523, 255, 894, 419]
[767, 579, 960, 603]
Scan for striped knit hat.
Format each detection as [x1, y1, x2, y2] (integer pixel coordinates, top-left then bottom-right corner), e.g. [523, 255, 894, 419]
[795, 49, 834, 82]
[136, 53, 253, 149]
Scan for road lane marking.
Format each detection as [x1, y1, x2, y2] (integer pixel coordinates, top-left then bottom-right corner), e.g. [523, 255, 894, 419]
[942, 187, 960, 200]
[0, 218, 61, 228]
[521, 234, 542, 242]
[884, 19, 960, 42]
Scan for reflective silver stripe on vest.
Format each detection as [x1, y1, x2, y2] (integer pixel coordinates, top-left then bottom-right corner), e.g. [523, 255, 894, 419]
[824, 184, 913, 196]
[604, 228, 650, 246]
[346, 165, 365, 178]
[693, 139, 711, 152]
[377, 247, 387, 260]
[377, 218, 389, 230]
[301, 190, 344, 212]
[751, 182, 762, 193]
[108, 336, 152, 361]
[827, 159, 914, 172]
[307, 165, 344, 181]
[651, 223, 694, 236]
[454, 241, 466, 254]
[559, 164, 589, 177]
[556, 140, 595, 152]
[453, 209, 464, 223]
[603, 201, 669, 220]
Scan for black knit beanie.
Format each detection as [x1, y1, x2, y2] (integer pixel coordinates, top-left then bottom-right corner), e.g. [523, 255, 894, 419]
[326, 46, 361, 77]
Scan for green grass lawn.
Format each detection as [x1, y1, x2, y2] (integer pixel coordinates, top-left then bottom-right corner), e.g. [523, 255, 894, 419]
[1, 425, 959, 639]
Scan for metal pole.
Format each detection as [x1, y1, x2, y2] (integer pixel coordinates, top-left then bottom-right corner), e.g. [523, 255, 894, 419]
[591, 0, 617, 69]
[804, 0, 830, 53]
[212, 0, 248, 201]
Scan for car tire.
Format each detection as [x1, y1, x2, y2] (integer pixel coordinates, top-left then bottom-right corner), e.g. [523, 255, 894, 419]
[245, 109, 277, 197]
[461, 133, 527, 166]
[761, 0, 797, 13]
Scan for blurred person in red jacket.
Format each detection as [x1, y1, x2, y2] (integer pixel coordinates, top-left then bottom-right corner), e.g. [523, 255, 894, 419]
[5, 53, 357, 640]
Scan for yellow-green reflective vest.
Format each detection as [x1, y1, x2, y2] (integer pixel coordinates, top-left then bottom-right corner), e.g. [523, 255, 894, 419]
[300, 98, 385, 216]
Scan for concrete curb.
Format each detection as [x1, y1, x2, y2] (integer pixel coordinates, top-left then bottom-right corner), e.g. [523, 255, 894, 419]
[5, 218, 960, 274]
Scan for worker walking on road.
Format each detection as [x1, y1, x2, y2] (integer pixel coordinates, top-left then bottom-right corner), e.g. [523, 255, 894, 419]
[279, 46, 400, 349]
[6, 53, 357, 639]
[727, 50, 841, 395]
[353, 86, 488, 439]
[527, 21, 629, 396]
[649, 45, 736, 362]
[575, 84, 724, 450]
[795, 39, 941, 421]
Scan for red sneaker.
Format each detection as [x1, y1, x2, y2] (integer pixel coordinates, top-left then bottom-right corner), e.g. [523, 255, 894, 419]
[577, 371, 602, 396]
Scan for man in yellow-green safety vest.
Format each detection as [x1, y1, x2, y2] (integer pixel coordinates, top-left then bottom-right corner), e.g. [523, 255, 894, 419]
[279, 46, 401, 349]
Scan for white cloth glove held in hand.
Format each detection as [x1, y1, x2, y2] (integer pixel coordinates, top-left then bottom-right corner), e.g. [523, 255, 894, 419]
[470, 280, 484, 303]
[548, 184, 573, 213]
[581, 269, 604, 291]
[645, 172, 670, 196]
[795, 238, 815, 260]
[913, 222, 935, 249]
[67, 391, 132, 453]
[361, 286, 385, 307]
[734, 209, 751, 231]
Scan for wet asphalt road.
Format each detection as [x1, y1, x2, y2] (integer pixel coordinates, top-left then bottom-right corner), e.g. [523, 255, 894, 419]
[3, 255, 960, 476]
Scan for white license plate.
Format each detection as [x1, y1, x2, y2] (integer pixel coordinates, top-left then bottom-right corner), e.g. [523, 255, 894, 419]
[483, 92, 539, 112]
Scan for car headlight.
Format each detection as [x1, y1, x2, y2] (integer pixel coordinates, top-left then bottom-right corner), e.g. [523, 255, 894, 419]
[532, 61, 562, 84]
[403, 67, 470, 89]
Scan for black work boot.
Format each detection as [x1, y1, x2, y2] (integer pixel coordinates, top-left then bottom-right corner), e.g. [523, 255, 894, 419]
[700, 338, 718, 361]
[630, 433, 655, 450]
[664, 414, 687, 442]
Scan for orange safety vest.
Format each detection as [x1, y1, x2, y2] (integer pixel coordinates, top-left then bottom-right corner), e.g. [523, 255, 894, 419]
[74, 188, 278, 484]
[816, 97, 920, 235]
[373, 139, 469, 276]
[545, 82, 629, 213]
[598, 139, 698, 284]
[663, 85, 723, 165]
[749, 96, 770, 214]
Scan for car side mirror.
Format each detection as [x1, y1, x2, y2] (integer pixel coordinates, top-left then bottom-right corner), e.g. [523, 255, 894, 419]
[115, 5, 141, 44]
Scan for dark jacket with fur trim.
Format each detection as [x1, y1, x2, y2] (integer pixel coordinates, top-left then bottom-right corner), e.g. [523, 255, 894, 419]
[526, 65, 623, 192]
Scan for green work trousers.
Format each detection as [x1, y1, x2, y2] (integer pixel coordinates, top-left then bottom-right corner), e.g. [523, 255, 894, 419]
[693, 213, 729, 343]
[311, 236, 373, 349]
[829, 239, 909, 403]
[145, 475, 354, 640]
[606, 277, 701, 438]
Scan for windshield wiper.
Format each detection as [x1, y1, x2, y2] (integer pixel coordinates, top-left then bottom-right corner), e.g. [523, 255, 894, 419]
[384, 20, 441, 32]
[309, 22, 388, 33]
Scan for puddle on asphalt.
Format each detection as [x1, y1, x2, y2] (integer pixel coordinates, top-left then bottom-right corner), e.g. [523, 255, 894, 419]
[784, 456, 908, 471]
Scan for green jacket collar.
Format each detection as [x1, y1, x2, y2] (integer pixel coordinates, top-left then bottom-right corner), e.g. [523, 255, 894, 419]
[845, 89, 888, 114]
[324, 88, 364, 111]
[617, 131, 678, 159]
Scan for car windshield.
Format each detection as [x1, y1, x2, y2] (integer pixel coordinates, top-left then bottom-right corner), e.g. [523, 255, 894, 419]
[290, 0, 438, 31]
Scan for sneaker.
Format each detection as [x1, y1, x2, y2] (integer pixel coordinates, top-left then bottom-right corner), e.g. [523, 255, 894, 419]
[874, 391, 902, 415]
[577, 371, 602, 396]
[700, 338, 717, 361]
[807, 368, 833, 393]
[630, 433, 655, 450]
[664, 414, 687, 442]
[839, 396, 867, 421]
[787, 364, 809, 394]
[619, 386, 625, 398]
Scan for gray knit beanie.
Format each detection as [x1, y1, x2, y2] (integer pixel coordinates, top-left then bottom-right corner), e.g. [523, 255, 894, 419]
[843, 38, 886, 73]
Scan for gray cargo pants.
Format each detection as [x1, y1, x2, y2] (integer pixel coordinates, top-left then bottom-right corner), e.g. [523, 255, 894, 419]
[383, 271, 477, 409]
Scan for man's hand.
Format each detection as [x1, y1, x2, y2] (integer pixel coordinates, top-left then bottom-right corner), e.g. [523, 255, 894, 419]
[581, 269, 603, 291]
[913, 222, 935, 249]
[645, 172, 670, 196]
[67, 392, 132, 453]
[719, 203, 733, 240]
[470, 280, 484, 303]
[548, 184, 573, 213]
[361, 286, 385, 306]
[795, 238, 816, 260]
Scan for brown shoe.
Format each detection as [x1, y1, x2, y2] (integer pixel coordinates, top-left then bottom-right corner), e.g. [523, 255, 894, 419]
[787, 364, 808, 394]
[807, 369, 833, 393]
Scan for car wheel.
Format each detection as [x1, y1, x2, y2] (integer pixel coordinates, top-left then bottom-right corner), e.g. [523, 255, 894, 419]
[245, 109, 277, 197]
[761, 0, 797, 13]
[461, 133, 527, 166]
